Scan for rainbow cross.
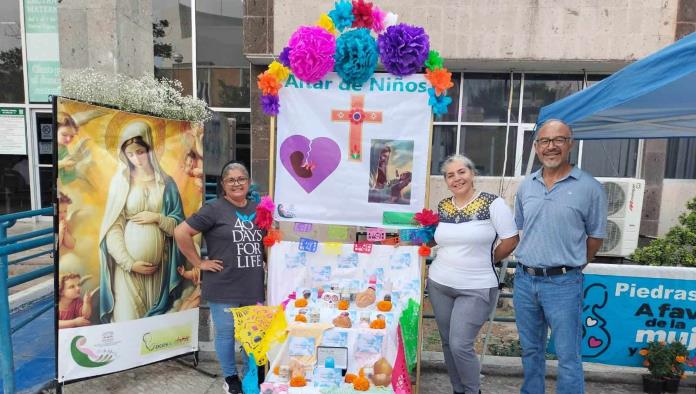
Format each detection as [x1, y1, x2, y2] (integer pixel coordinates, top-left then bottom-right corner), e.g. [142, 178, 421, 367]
[331, 95, 383, 161]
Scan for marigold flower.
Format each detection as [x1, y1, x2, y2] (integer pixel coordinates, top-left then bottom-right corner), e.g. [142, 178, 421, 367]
[639, 349, 648, 356]
[676, 355, 686, 363]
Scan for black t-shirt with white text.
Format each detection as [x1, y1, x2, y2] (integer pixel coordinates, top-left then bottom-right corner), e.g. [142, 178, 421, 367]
[186, 198, 265, 304]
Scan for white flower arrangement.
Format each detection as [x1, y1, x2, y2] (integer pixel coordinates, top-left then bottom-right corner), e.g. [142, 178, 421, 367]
[62, 68, 212, 123]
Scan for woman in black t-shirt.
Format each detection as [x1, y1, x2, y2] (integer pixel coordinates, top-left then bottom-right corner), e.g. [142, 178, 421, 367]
[174, 161, 265, 394]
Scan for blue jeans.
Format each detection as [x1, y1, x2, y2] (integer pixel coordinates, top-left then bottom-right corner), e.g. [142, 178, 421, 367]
[513, 265, 584, 394]
[209, 302, 247, 377]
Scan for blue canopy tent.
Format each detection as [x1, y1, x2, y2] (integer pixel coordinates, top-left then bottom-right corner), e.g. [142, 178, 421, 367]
[537, 31, 696, 140]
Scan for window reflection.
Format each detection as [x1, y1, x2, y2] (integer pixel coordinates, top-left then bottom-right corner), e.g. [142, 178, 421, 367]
[0, 155, 31, 214]
[202, 112, 251, 178]
[0, 0, 25, 103]
[459, 126, 515, 177]
[665, 138, 696, 179]
[522, 74, 583, 123]
[461, 73, 520, 123]
[196, 0, 249, 108]
[582, 139, 638, 177]
[430, 125, 457, 175]
[153, 0, 193, 96]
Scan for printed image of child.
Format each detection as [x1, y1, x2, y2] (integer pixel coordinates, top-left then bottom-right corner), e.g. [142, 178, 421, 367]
[58, 272, 98, 329]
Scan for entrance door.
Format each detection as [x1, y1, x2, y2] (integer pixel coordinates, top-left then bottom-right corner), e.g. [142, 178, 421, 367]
[31, 110, 54, 216]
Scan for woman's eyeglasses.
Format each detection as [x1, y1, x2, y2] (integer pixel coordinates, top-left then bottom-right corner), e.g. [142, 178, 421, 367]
[223, 177, 249, 185]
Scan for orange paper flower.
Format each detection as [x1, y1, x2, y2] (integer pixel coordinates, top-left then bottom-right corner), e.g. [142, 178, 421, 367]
[676, 356, 686, 363]
[370, 319, 386, 329]
[289, 375, 307, 387]
[257, 72, 282, 96]
[353, 375, 370, 391]
[338, 299, 350, 310]
[418, 244, 431, 257]
[425, 67, 454, 96]
[294, 314, 307, 323]
[295, 298, 308, 307]
[344, 373, 357, 383]
[377, 300, 392, 311]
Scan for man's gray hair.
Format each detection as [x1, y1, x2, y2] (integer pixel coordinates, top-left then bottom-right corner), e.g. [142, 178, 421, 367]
[440, 154, 477, 177]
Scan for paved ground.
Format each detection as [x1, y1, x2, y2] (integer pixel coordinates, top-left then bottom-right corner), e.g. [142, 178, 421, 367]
[50, 357, 695, 394]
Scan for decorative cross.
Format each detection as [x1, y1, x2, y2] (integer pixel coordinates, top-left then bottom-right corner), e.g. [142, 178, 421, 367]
[331, 95, 383, 161]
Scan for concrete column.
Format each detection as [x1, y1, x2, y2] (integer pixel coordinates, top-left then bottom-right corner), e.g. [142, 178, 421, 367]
[244, 0, 274, 193]
[639, 0, 695, 237]
[58, 0, 154, 80]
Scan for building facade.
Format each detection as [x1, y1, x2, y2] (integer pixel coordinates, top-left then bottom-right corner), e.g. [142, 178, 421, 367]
[0, 0, 694, 239]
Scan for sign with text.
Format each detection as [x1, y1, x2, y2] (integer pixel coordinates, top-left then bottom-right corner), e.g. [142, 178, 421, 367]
[0, 108, 26, 154]
[274, 72, 431, 227]
[24, 0, 61, 102]
[579, 264, 696, 369]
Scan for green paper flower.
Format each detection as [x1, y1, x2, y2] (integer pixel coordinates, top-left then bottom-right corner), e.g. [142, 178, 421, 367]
[425, 50, 444, 70]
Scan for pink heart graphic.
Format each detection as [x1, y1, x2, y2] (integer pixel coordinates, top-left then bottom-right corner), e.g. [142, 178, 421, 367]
[279, 135, 341, 193]
[588, 337, 603, 348]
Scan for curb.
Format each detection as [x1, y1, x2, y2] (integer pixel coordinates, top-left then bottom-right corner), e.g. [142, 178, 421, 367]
[420, 352, 696, 387]
[9, 278, 53, 312]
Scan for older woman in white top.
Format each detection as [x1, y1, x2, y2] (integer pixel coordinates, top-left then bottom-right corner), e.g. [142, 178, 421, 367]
[429, 154, 519, 394]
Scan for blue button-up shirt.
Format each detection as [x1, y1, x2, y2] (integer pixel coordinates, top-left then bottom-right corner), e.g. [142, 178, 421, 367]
[514, 166, 607, 268]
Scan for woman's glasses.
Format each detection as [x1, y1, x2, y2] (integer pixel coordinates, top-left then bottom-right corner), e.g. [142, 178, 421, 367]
[223, 177, 249, 186]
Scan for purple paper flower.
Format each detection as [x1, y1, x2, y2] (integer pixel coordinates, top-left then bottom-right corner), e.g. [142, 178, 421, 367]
[279, 46, 291, 67]
[288, 26, 336, 83]
[260, 94, 280, 116]
[378, 23, 430, 77]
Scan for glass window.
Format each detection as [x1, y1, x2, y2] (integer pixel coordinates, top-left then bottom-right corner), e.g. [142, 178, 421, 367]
[581, 139, 639, 177]
[434, 73, 461, 122]
[521, 129, 579, 175]
[430, 125, 457, 175]
[459, 126, 515, 176]
[522, 74, 583, 123]
[586, 74, 609, 88]
[153, 0, 193, 96]
[665, 138, 696, 179]
[461, 73, 520, 123]
[0, 0, 25, 103]
[202, 112, 251, 179]
[196, 0, 249, 108]
[0, 155, 31, 214]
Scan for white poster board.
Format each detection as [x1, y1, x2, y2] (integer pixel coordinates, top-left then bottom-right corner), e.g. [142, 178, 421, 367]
[274, 72, 432, 227]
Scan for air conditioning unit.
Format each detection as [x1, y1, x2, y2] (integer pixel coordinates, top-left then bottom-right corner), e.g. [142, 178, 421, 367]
[596, 177, 645, 257]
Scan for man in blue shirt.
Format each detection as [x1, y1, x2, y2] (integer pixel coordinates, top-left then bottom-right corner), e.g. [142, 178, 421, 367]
[514, 119, 607, 394]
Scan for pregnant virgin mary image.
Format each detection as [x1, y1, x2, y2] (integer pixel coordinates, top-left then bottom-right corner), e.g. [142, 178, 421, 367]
[98, 120, 185, 323]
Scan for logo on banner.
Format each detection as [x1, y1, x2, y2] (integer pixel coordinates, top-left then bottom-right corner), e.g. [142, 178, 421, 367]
[279, 135, 341, 193]
[141, 324, 193, 355]
[70, 335, 117, 368]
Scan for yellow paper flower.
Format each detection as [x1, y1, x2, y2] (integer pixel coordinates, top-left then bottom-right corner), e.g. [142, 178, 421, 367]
[316, 13, 337, 35]
[267, 61, 290, 82]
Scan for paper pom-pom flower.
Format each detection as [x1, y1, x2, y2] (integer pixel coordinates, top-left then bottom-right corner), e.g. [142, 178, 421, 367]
[351, 0, 373, 29]
[267, 60, 290, 82]
[370, 319, 386, 329]
[371, 5, 386, 33]
[294, 314, 307, 323]
[418, 244, 432, 257]
[334, 28, 378, 85]
[328, 0, 354, 32]
[425, 50, 444, 70]
[260, 94, 280, 116]
[279, 46, 291, 67]
[255, 196, 275, 230]
[294, 298, 308, 307]
[378, 24, 430, 76]
[414, 208, 439, 226]
[377, 300, 392, 311]
[316, 13, 337, 35]
[257, 72, 282, 96]
[426, 68, 453, 95]
[288, 26, 336, 83]
[428, 88, 452, 116]
[353, 375, 370, 391]
[344, 374, 357, 383]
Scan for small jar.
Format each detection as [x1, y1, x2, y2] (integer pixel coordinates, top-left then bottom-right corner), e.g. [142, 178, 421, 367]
[309, 307, 320, 323]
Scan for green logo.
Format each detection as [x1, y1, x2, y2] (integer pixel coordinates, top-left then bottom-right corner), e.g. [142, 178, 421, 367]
[70, 336, 115, 368]
[140, 324, 193, 355]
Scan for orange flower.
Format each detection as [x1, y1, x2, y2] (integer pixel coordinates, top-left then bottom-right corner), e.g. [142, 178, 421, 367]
[294, 314, 307, 323]
[344, 373, 357, 383]
[639, 349, 648, 356]
[370, 319, 386, 329]
[294, 298, 308, 307]
[257, 72, 282, 96]
[425, 67, 454, 96]
[418, 244, 431, 257]
[676, 355, 686, 363]
[289, 375, 307, 387]
[377, 300, 392, 312]
[353, 375, 370, 391]
[338, 299, 350, 310]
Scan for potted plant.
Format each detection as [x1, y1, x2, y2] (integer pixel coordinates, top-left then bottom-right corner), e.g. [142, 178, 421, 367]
[640, 341, 673, 393]
[663, 341, 688, 393]
[640, 341, 690, 393]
